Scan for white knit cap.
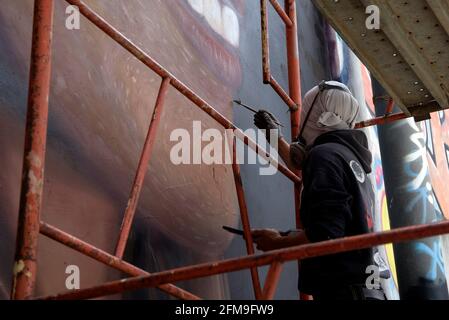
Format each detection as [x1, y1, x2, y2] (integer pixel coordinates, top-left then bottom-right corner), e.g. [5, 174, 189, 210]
[300, 81, 360, 145]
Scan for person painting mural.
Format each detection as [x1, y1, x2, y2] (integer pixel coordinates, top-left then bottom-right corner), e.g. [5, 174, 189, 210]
[251, 81, 387, 300]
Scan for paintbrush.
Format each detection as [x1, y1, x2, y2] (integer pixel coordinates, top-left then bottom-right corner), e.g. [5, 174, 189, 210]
[233, 99, 258, 113]
[232, 100, 284, 127]
[222, 225, 292, 237]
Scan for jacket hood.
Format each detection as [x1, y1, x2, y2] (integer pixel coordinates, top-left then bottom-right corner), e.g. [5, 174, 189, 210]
[312, 130, 373, 174]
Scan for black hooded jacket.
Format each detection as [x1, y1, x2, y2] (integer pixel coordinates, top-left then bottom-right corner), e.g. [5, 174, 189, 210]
[298, 129, 375, 294]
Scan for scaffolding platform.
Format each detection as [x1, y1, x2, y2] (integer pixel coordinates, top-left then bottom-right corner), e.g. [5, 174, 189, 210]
[313, 0, 449, 119]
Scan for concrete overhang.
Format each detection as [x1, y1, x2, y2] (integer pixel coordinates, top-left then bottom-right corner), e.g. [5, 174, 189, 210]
[313, 0, 449, 117]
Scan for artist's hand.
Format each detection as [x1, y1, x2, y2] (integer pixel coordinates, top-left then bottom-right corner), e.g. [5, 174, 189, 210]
[252, 229, 309, 252]
[253, 110, 282, 143]
[251, 229, 282, 251]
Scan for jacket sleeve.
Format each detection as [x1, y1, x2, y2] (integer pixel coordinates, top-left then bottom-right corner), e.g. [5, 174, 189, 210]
[301, 149, 353, 243]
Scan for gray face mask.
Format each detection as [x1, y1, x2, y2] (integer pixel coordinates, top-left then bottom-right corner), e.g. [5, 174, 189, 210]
[289, 80, 359, 170]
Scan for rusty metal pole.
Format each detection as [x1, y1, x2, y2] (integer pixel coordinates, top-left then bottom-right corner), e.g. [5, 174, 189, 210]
[285, 0, 301, 227]
[262, 261, 283, 300]
[40, 222, 200, 300]
[261, 0, 270, 84]
[39, 219, 449, 300]
[268, 75, 298, 110]
[261, 0, 297, 111]
[232, 137, 263, 300]
[269, 0, 293, 27]
[11, 0, 54, 300]
[114, 77, 170, 259]
[284, 0, 312, 300]
[385, 98, 394, 114]
[354, 112, 409, 129]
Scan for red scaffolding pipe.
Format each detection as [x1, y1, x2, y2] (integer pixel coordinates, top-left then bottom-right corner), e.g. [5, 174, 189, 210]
[11, 0, 54, 300]
[232, 138, 263, 299]
[285, 0, 303, 230]
[284, 0, 311, 300]
[261, 0, 270, 84]
[39, 220, 449, 300]
[269, 0, 293, 27]
[260, 0, 298, 111]
[355, 112, 410, 129]
[385, 98, 395, 114]
[114, 77, 170, 259]
[236, 131, 301, 184]
[40, 222, 200, 300]
[262, 261, 283, 300]
[269, 76, 298, 111]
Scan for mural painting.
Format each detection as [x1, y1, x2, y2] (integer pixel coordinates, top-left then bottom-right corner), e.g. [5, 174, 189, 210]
[1, 0, 447, 300]
[0, 0, 247, 299]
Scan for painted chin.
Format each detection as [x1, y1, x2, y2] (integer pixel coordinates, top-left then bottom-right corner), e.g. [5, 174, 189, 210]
[170, 0, 243, 88]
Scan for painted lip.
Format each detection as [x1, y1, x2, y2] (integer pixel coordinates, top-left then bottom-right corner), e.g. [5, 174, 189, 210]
[169, 0, 243, 88]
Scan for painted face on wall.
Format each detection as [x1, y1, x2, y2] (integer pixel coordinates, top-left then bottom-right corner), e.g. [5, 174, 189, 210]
[170, 0, 244, 87]
[0, 0, 248, 298]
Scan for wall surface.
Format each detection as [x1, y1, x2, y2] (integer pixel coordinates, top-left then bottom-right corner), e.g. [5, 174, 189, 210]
[0, 0, 245, 299]
[0, 0, 447, 300]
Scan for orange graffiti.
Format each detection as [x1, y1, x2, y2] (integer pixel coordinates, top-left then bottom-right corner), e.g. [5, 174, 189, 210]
[425, 111, 449, 219]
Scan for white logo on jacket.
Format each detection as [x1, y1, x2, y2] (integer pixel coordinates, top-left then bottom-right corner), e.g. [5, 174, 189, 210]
[349, 160, 366, 183]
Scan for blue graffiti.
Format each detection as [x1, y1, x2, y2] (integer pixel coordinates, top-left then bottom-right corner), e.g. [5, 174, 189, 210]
[394, 120, 446, 284]
[414, 241, 445, 281]
[403, 163, 434, 224]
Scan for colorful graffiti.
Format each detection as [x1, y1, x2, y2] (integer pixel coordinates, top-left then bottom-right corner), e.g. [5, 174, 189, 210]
[399, 119, 446, 283]
[423, 112, 449, 218]
[326, 20, 449, 299]
[372, 74, 448, 299]
[423, 111, 449, 289]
